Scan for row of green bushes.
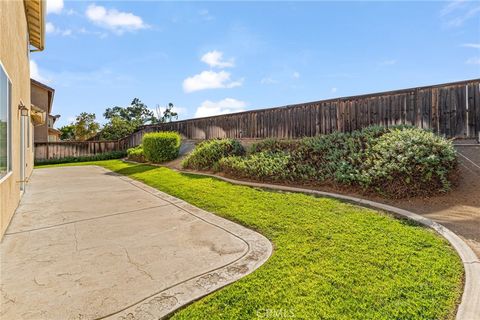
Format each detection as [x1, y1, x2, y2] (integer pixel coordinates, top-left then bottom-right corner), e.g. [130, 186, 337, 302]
[35, 151, 127, 166]
[127, 131, 181, 163]
[35, 131, 181, 166]
[181, 126, 458, 198]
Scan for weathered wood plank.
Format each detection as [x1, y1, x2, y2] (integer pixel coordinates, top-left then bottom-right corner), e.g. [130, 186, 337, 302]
[36, 80, 480, 162]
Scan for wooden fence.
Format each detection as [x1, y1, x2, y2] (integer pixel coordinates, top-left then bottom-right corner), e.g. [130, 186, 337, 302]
[34, 140, 123, 160]
[119, 79, 480, 149]
[35, 79, 480, 161]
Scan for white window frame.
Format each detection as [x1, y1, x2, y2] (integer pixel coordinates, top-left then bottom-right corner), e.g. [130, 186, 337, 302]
[0, 60, 12, 183]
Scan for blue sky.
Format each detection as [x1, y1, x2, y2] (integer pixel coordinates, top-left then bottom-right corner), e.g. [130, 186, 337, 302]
[32, 0, 480, 127]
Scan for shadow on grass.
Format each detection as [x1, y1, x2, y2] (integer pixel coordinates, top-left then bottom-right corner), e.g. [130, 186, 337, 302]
[106, 163, 158, 176]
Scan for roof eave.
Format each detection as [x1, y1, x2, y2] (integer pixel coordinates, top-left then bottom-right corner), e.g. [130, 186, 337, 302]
[24, 0, 45, 51]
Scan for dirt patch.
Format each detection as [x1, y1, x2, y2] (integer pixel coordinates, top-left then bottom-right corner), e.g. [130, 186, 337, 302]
[379, 148, 480, 257]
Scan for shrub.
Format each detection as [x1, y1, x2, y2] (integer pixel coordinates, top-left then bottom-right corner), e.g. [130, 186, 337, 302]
[249, 138, 296, 154]
[219, 152, 292, 181]
[35, 151, 126, 166]
[295, 126, 403, 182]
[127, 145, 145, 162]
[358, 128, 457, 198]
[212, 126, 457, 198]
[142, 131, 181, 163]
[182, 139, 245, 170]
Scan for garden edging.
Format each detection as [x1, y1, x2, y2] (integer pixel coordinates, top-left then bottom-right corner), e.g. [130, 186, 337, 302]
[170, 168, 480, 320]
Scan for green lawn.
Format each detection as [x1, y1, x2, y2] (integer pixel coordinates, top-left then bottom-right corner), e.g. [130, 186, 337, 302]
[37, 160, 464, 319]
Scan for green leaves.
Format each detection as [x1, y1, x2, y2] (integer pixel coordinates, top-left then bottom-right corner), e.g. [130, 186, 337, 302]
[100, 116, 139, 140]
[182, 139, 245, 170]
[72, 112, 100, 141]
[127, 145, 145, 162]
[103, 98, 155, 124]
[194, 126, 457, 198]
[58, 124, 75, 141]
[219, 152, 292, 181]
[142, 131, 181, 163]
[363, 128, 457, 197]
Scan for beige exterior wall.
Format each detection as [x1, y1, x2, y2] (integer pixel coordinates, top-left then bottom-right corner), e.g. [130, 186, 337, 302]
[32, 83, 49, 142]
[0, 0, 35, 238]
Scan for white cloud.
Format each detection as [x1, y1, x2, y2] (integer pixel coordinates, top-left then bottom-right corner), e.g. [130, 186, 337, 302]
[183, 70, 242, 93]
[331, 87, 337, 93]
[45, 22, 72, 36]
[201, 50, 235, 68]
[292, 71, 300, 79]
[440, 1, 480, 27]
[195, 98, 246, 118]
[46, 0, 64, 14]
[440, 0, 466, 17]
[448, 5, 480, 27]
[462, 43, 480, 49]
[30, 60, 50, 83]
[466, 57, 480, 65]
[85, 4, 148, 34]
[46, 22, 56, 34]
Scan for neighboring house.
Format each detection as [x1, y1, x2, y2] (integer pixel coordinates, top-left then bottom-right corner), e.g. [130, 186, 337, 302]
[0, 0, 45, 238]
[31, 79, 61, 142]
[47, 115, 61, 141]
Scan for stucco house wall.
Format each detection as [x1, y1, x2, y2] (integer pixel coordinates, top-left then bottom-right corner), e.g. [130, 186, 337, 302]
[0, 0, 39, 238]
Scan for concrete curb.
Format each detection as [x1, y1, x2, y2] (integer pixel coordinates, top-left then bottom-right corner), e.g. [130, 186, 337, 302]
[169, 169, 480, 320]
[93, 167, 273, 320]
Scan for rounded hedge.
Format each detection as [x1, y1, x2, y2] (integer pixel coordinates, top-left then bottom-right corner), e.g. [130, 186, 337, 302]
[359, 128, 457, 198]
[182, 139, 245, 170]
[142, 132, 181, 163]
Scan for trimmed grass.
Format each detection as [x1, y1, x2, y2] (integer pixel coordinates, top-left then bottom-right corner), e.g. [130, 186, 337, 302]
[36, 160, 464, 319]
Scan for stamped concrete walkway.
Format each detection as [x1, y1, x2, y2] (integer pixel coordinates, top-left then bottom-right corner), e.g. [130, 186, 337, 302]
[0, 166, 271, 320]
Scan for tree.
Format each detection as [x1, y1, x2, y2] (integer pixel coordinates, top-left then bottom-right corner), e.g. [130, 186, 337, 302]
[154, 102, 178, 123]
[99, 98, 155, 141]
[59, 124, 75, 140]
[103, 98, 155, 125]
[73, 112, 100, 141]
[99, 116, 137, 140]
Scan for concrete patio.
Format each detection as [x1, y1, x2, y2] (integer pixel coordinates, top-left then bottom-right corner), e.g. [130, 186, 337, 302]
[0, 166, 271, 320]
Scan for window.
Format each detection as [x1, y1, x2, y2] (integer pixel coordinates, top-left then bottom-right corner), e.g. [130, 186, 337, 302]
[0, 64, 12, 179]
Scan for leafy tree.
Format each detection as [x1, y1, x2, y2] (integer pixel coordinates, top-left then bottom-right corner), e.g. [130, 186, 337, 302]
[99, 98, 155, 141]
[73, 112, 100, 141]
[59, 124, 75, 140]
[155, 102, 178, 123]
[103, 98, 155, 125]
[99, 116, 138, 140]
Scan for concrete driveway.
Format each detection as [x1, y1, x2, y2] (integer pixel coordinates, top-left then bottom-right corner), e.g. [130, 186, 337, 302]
[0, 166, 271, 320]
